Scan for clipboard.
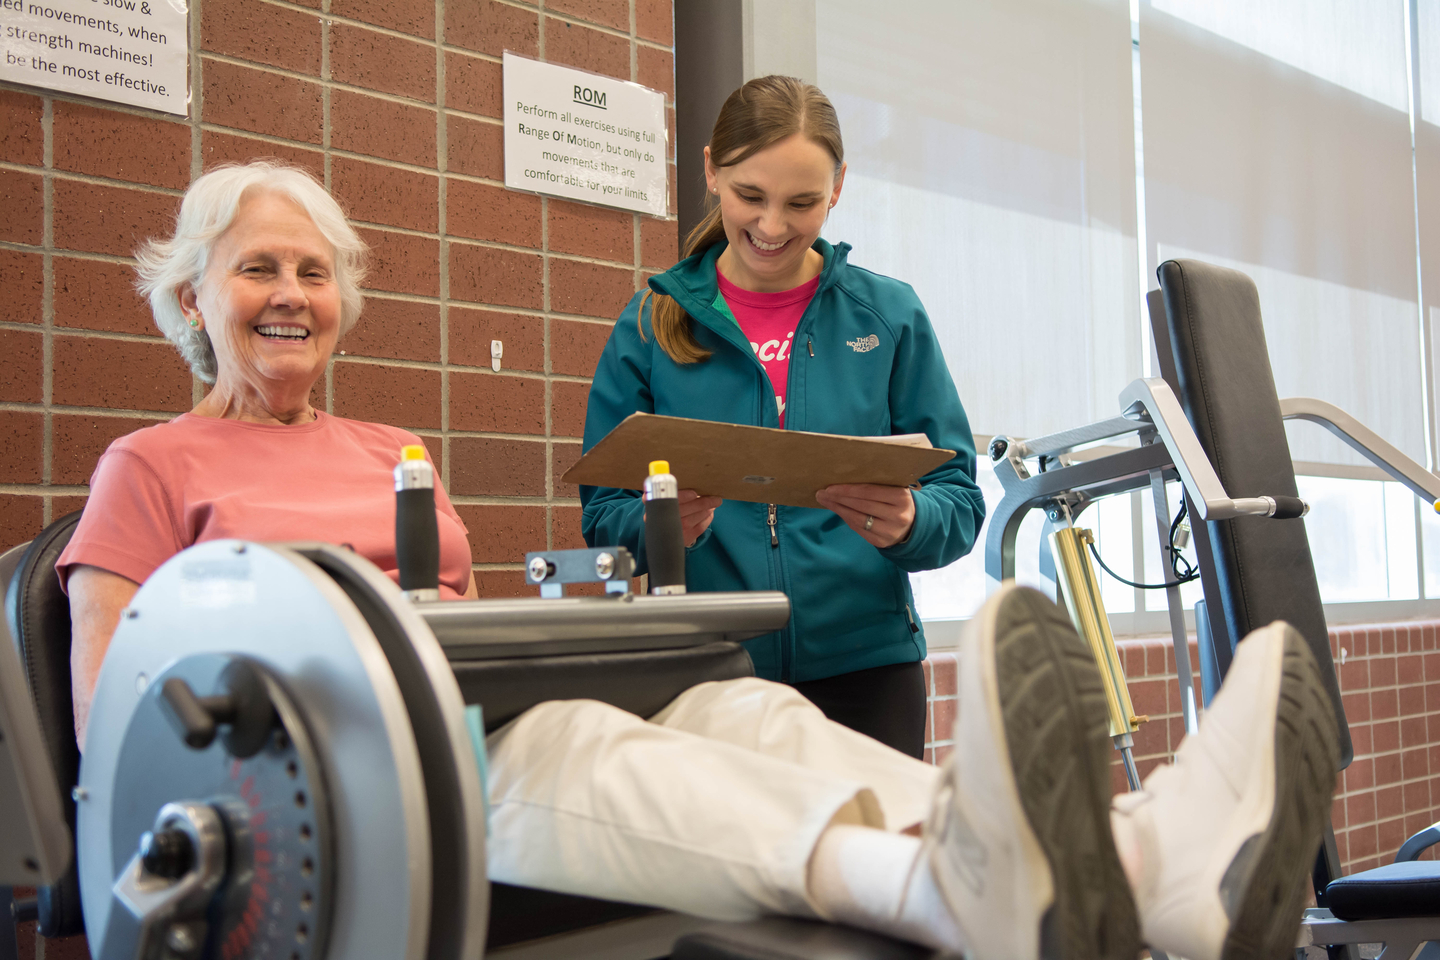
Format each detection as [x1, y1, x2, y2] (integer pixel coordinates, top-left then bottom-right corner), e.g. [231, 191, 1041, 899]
[562, 413, 956, 509]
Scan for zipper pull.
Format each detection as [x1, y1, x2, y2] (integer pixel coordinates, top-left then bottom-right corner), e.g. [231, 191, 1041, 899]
[767, 504, 778, 547]
[807, 337, 814, 357]
[905, 605, 920, 633]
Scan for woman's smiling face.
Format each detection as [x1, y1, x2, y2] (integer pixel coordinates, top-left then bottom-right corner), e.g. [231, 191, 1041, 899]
[181, 190, 342, 401]
[706, 132, 845, 291]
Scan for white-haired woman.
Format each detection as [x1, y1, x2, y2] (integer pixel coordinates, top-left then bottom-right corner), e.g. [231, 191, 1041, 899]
[56, 163, 1340, 960]
[59, 161, 478, 743]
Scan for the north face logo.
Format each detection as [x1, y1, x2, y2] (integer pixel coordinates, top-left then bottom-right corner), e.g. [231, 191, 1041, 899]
[847, 334, 880, 353]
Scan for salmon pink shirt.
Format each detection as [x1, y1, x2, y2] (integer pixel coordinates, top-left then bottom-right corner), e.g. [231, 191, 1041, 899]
[716, 268, 820, 428]
[57, 412, 473, 598]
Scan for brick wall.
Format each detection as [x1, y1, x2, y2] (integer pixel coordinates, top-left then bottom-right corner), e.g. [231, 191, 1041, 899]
[924, 619, 1440, 876]
[0, 0, 678, 601]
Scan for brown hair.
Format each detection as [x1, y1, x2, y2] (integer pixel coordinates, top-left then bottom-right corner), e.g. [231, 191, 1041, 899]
[640, 75, 844, 364]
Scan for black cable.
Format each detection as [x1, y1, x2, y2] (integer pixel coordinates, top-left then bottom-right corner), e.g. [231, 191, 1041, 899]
[1085, 498, 1201, 590]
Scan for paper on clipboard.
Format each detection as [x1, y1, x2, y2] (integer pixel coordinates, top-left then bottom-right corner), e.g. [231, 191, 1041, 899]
[561, 413, 956, 509]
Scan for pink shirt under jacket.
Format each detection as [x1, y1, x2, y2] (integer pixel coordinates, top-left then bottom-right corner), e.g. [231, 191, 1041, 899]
[57, 412, 473, 599]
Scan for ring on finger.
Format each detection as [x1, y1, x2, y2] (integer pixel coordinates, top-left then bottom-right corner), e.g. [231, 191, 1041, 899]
[864, 515, 874, 531]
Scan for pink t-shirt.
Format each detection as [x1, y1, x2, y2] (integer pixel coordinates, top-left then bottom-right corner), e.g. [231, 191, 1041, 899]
[717, 268, 820, 427]
[57, 413, 473, 599]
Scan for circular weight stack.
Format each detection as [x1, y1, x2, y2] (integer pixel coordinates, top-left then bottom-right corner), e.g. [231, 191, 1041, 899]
[77, 541, 488, 960]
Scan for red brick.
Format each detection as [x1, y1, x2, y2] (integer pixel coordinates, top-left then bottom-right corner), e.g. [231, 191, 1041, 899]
[1404, 780, 1431, 814]
[446, 0, 537, 57]
[474, 569, 531, 599]
[551, 380, 590, 437]
[546, 17, 629, 81]
[1341, 658, 1370, 690]
[549, 199, 633, 261]
[53, 180, 176, 257]
[1129, 678, 1167, 719]
[1346, 790, 1377, 826]
[331, 91, 436, 167]
[548, 0, 628, 30]
[1404, 746, 1431, 780]
[550, 258, 635, 319]
[332, 361, 440, 429]
[52, 336, 192, 411]
[204, 60, 324, 144]
[1352, 722, 1374, 756]
[552, 441, 582, 497]
[1374, 657, 1398, 687]
[0, 251, 43, 325]
[331, 24, 436, 102]
[1343, 691, 1371, 724]
[0, 495, 44, 549]
[1132, 716, 1169, 758]
[551, 504, 586, 550]
[337, 297, 440, 363]
[203, 0, 321, 73]
[446, 53, 502, 118]
[1378, 784, 1405, 819]
[1427, 652, 1440, 682]
[1379, 817, 1407, 860]
[1347, 757, 1375, 792]
[449, 307, 544, 372]
[449, 371, 545, 434]
[1401, 684, 1428, 717]
[0, 169, 42, 244]
[1400, 653, 1425, 684]
[54, 257, 153, 335]
[449, 437, 546, 496]
[331, 0, 435, 38]
[1375, 719, 1401, 754]
[332, 158, 438, 232]
[447, 179, 541, 246]
[637, 45, 674, 101]
[931, 697, 956, 742]
[636, 0, 673, 45]
[551, 318, 612, 377]
[0, 90, 44, 165]
[1373, 687, 1399, 721]
[453, 504, 545, 563]
[932, 654, 957, 697]
[447, 116, 504, 180]
[641, 216, 678, 269]
[450, 244, 543, 309]
[51, 415, 156, 485]
[0, 412, 43, 484]
[356, 228, 440, 297]
[0, 331, 41, 405]
[201, 131, 325, 176]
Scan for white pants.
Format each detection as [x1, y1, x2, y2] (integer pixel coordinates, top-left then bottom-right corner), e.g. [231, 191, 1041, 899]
[486, 677, 942, 920]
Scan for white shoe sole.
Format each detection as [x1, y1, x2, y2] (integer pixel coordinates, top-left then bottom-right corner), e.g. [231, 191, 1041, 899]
[941, 586, 1139, 960]
[1214, 624, 1341, 960]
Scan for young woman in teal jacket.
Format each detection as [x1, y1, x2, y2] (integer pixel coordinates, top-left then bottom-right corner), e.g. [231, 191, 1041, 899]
[581, 76, 986, 756]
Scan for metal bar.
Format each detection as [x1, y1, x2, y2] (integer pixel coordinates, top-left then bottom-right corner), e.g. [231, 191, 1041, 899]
[1281, 397, 1440, 506]
[1114, 732, 1142, 792]
[985, 443, 1176, 584]
[1150, 471, 1199, 736]
[1008, 415, 1145, 461]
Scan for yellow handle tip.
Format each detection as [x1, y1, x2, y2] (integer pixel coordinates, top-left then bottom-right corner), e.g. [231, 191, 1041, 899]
[1433, 499, 1440, 515]
[401, 444, 427, 461]
[649, 460, 670, 476]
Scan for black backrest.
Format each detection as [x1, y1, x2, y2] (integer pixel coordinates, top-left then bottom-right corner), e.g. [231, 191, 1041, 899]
[1156, 259, 1352, 765]
[4, 511, 85, 937]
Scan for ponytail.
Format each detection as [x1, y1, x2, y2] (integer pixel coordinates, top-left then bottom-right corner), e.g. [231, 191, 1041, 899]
[640, 76, 843, 364]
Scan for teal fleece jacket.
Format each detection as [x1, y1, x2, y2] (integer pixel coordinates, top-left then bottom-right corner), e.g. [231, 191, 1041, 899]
[580, 239, 986, 683]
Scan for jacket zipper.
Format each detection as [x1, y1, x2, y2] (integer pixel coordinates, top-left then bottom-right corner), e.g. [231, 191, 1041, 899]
[767, 504, 778, 547]
[905, 604, 920, 634]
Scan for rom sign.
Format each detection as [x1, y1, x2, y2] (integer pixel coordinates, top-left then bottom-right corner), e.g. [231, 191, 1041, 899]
[503, 51, 668, 217]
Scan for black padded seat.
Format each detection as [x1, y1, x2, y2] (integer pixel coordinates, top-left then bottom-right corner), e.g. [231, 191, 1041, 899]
[1326, 862, 1440, 921]
[672, 917, 938, 960]
[4, 511, 85, 938]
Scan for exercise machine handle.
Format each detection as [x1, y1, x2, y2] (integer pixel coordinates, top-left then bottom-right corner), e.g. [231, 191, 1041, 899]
[395, 445, 440, 602]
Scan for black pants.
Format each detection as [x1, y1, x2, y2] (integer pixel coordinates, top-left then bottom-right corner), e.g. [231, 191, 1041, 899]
[791, 660, 927, 759]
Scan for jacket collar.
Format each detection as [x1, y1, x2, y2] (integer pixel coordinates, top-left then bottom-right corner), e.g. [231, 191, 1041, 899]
[648, 238, 851, 339]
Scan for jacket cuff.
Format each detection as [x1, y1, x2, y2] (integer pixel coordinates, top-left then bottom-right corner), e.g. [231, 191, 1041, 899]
[685, 526, 714, 551]
[880, 488, 935, 563]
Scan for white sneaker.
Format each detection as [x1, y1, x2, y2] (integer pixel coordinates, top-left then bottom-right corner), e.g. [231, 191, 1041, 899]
[924, 583, 1139, 960]
[1111, 621, 1341, 960]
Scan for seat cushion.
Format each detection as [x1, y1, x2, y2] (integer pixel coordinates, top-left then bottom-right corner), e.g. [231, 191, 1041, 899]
[1327, 861, 1440, 920]
[672, 918, 938, 960]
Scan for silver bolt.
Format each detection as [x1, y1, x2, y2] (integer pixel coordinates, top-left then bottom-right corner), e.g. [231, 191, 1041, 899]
[166, 924, 197, 954]
[135, 673, 148, 694]
[233, 543, 247, 554]
[123, 608, 138, 619]
[72, 786, 88, 802]
[594, 552, 615, 579]
[527, 556, 549, 581]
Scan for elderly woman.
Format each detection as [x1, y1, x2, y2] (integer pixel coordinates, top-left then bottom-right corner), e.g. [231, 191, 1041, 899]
[57, 162, 1338, 960]
[60, 161, 477, 743]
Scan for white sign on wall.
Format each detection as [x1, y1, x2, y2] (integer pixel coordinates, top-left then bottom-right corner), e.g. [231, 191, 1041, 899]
[503, 51, 668, 217]
[0, 0, 189, 116]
